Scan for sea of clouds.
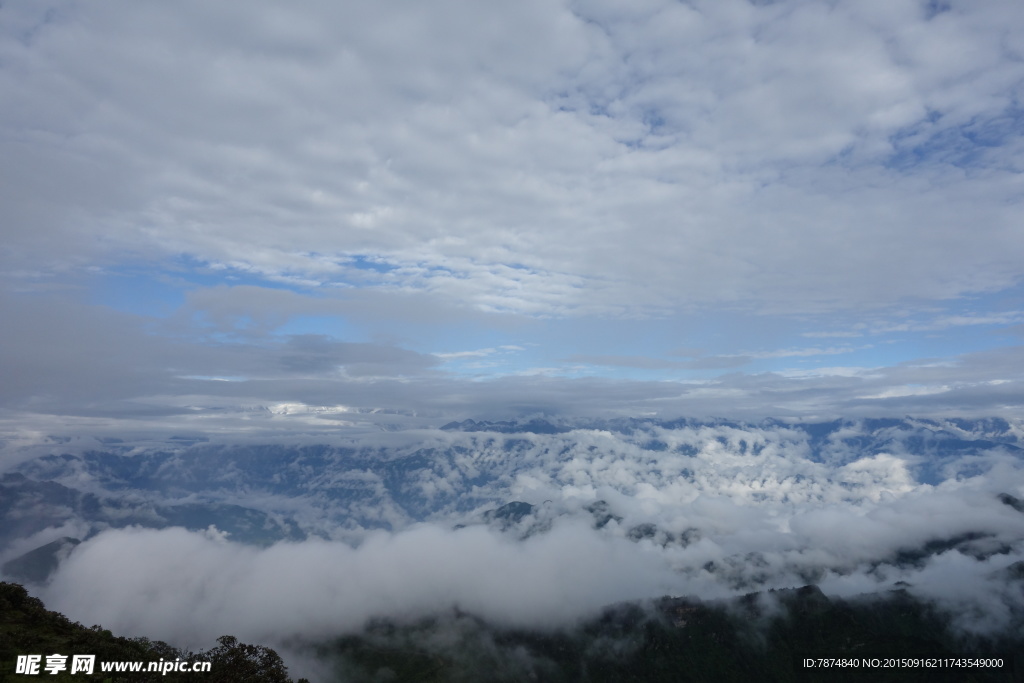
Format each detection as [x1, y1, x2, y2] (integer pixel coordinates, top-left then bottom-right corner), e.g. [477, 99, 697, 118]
[0, 418, 1014, 668]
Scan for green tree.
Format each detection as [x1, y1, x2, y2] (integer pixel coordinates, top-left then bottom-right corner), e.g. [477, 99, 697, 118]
[201, 635, 293, 683]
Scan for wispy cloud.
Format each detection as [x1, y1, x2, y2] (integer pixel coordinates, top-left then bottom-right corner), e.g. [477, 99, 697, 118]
[563, 355, 684, 370]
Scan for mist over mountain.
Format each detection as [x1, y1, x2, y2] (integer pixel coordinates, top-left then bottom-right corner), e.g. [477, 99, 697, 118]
[319, 586, 1023, 682]
[1, 417, 1022, 679]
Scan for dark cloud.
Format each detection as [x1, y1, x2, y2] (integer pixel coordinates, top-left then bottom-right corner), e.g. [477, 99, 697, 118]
[2, 290, 1024, 431]
[276, 335, 438, 377]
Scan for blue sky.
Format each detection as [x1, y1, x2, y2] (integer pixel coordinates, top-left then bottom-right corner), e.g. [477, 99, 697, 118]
[2, 0, 1024, 436]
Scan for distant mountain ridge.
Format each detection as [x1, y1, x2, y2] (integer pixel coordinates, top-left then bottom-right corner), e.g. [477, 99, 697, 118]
[3, 416, 1022, 607]
[10, 417, 1021, 522]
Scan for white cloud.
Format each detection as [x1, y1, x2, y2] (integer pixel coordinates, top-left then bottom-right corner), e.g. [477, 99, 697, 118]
[434, 348, 501, 360]
[3, 0, 1023, 316]
[42, 521, 681, 646]
[858, 384, 951, 400]
[1, 1, 1023, 433]
[27, 418, 1024, 658]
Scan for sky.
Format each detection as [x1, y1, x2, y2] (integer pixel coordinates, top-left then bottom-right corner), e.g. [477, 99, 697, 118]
[3, 0, 1024, 438]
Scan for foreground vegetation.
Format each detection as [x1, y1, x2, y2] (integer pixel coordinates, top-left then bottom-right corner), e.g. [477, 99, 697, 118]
[0, 582, 306, 682]
[3, 580, 1022, 682]
[320, 586, 1023, 682]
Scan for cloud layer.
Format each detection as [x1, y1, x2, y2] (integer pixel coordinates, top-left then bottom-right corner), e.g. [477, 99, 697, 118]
[3, 0, 1024, 314]
[2, 1, 1024, 425]
[6, 419, 1017, 661]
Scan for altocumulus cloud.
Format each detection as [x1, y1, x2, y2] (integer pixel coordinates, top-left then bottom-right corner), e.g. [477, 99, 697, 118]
[3, 0, 1021, 313]
[2, 0, 1024, 423]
